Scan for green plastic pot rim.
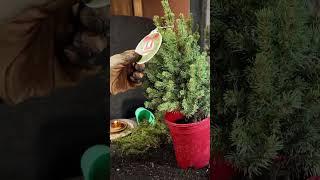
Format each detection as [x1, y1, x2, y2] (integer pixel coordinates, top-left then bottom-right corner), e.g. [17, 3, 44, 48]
[135, 107, 155, 125]
[81, 145, 110, 180]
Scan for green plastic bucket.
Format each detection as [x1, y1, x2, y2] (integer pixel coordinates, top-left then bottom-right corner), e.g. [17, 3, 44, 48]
[135, 107, 155, 125]
[81, 145, 110, 180]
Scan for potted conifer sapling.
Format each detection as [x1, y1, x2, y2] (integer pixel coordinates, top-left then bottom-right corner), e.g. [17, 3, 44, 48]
[144, 0, 210, 169]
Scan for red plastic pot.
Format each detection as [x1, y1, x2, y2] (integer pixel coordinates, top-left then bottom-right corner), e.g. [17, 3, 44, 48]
[309, 177, 320, 180]
[165, 111, 210, 169]
[210, 153, 235, 180]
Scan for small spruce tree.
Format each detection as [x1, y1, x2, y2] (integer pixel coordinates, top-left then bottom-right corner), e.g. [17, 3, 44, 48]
[227, 0, 320, 179]
[144, 0, 210, 123]
[212, 0, 320, 179]
[113, 0, 210, 156]
[210, 0, 272, 154]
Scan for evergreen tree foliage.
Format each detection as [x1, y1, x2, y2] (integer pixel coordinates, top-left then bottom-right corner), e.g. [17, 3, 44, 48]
[211, 0, 271, 151]
[144, 0, 210, 122]
[113, 0, 210, 156]
[212, 0, 320, 179]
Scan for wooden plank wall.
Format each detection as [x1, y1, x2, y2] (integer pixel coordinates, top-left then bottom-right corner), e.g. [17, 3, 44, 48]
[110, 0, 134, 16]
[110, 0, 143, 16]
[110, 0, 189, 18]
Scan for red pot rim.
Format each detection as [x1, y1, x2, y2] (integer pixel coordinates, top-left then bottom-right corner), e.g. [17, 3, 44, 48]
[164, 111, 210, 128]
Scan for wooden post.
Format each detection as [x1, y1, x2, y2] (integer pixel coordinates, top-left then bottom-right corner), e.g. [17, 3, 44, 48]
[110, 0, 133, 16]
[202, 0, 210, 52]
[133, 0, 143, 17]
[190, 0, 209, 51]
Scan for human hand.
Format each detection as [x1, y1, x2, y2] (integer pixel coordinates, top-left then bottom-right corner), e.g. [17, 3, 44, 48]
[110, 50, 145, 95]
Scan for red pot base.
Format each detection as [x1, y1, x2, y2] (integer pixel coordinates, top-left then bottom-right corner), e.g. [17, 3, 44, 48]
[210, 154, 235, 180]
[165, 112, 210, 169]
[309, 177, 320, 180]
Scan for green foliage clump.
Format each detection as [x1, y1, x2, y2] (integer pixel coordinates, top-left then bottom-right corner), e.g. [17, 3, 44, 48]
[114, 121, 169, 156]
[144, 0, 210, 123]
[212, 0, 320, 179]
[211, 0, 272, 153]
[229, 0, 320, 178]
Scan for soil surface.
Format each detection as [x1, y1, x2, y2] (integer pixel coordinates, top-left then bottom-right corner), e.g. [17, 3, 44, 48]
[111, 144, 209, 180]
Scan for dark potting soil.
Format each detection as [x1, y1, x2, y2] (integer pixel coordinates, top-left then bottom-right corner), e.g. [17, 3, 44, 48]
[174, 117, 197, 124]
[175, 119, 188, 124]
[110, 143, 209, 180]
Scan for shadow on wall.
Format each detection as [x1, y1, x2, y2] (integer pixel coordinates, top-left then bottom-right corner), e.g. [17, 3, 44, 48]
[109, 88, 146, 120]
